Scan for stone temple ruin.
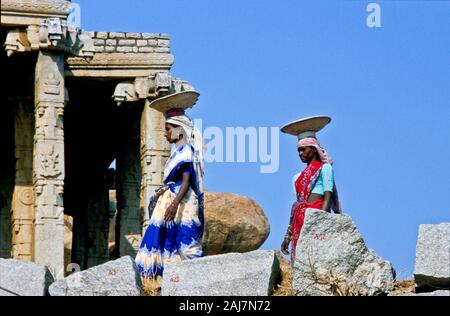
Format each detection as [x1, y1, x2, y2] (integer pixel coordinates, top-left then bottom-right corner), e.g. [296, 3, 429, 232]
[0, 0, 197, 279]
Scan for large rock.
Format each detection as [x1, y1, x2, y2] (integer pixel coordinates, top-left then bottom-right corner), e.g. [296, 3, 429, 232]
[49, 256, 142, 296]
[293, 209, 395, 296]
[0, 259, 54, 296]
[414, 223, 450, 290]
[202, 192, 270, 255]
[162, 250, 280, 296]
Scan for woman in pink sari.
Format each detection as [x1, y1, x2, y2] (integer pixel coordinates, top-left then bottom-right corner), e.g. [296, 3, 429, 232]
[280, 118, 342, 262]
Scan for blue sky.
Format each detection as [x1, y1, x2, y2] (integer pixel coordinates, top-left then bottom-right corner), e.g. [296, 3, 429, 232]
[74, 0, 450, 278]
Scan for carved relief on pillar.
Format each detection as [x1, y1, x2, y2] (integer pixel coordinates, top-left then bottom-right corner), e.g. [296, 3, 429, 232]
[140, 104, 170, 232]
[86, 191, 110, 268]
[34, 180, 64, 223]
[11, 100, 35, 261]
[116, 110, 142, 257]
[33, 51, 65, 279]
[35, 102, 64, 140]
[35, 144, 63, 178]
[117, 176, 142, 257]
[11, 186, 35, 261]
[35, 52, 65, 104]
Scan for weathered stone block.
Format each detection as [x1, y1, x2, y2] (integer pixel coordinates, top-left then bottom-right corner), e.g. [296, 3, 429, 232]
[155, 47, 170, 53]
[142, 33, 159, 39]
[48, 256, 142, 296]
[117, 46, 133, 53]
[126, 33, 142, 39]
[94, 39, 105, 46]
[118, 39, 136, 46]
[138, 47, 154, 53]
[293, 209, 395, 296]
[414, 223, 450, 289]
[0, 259, 54, 296]
[94, 46, 105, 53]
[137, 40, 148, 46]
[109, 32, 125, 39]
[95, 32, 108, 39]
[147, 39, 158, 46]
[157, 39, 170, 47]
[162, 250, 280, 296]
[106, 39, 117, 46]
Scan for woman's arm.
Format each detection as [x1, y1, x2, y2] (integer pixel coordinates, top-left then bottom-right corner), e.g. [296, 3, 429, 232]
[321, 191, 332, 212]
[164, 172, 190, 221]
[320, 164, 334, 213]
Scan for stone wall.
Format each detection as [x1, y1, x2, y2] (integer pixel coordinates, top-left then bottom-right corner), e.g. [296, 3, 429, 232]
[86, 31, 170, 54]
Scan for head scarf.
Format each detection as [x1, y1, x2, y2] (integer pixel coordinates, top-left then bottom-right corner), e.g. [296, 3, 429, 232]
[166, 113, 205, 177]
[298, 137, 333, 165]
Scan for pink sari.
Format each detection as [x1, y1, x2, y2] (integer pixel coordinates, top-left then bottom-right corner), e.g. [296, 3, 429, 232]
[290, 160, 323, 262]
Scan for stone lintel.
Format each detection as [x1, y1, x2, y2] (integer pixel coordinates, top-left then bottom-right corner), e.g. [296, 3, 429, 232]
[65, 53, 174, 78]
[1, 0, 70, 27]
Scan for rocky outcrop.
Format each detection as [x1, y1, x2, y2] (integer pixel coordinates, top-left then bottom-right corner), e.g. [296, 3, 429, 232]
[293, 209, 395, 296]
[414, 223, 450, 290]
[202, 192, 270, 255]
[162, 250, 279, 296]
[0, 259, 54, 296]
[49, 256, 142, 296]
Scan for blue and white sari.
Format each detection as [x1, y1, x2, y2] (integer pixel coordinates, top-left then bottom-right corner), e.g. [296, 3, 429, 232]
[135, 143, 204, 279]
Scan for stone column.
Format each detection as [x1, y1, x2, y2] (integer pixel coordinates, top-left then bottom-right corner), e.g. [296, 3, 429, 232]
[86, 186, 110, 268]
[116, 106, 142, 257]
[0, 102, 15, 259]
[140, 104, 170, 232]
[11, 100, 35, 261]
[0, 187, 13, 258]
[33, 51, 65, 279]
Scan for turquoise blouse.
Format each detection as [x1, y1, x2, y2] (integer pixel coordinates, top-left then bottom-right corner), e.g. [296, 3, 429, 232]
[292, 163, 334, 196]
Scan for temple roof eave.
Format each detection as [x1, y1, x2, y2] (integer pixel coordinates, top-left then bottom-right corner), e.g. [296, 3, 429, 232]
[65, 52, 175, 78]
[1, 0, 70, 27]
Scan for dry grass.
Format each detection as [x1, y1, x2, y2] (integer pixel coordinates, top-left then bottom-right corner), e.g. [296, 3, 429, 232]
[141, 277, 161, 296]
[273, 251, 293, 296]
[392, 279, 415, 294]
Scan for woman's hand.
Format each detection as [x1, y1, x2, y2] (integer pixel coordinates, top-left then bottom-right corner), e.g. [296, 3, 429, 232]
[164, 202, 178, 222]
[281, 236, 290, 255]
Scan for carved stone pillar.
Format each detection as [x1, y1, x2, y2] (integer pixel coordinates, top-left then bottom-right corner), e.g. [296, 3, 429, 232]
[11, 100, 35, 261]
[140, 104, 170, 232]
[33, 51, 65, 279]
[116, 107, 142, 257]
[0, 102, 14, 258]
[86, 186, 110, 268]
[0, 190, 13, 258]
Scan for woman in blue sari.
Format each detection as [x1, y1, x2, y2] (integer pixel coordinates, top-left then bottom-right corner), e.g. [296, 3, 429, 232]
[135, 108, 205, 281]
